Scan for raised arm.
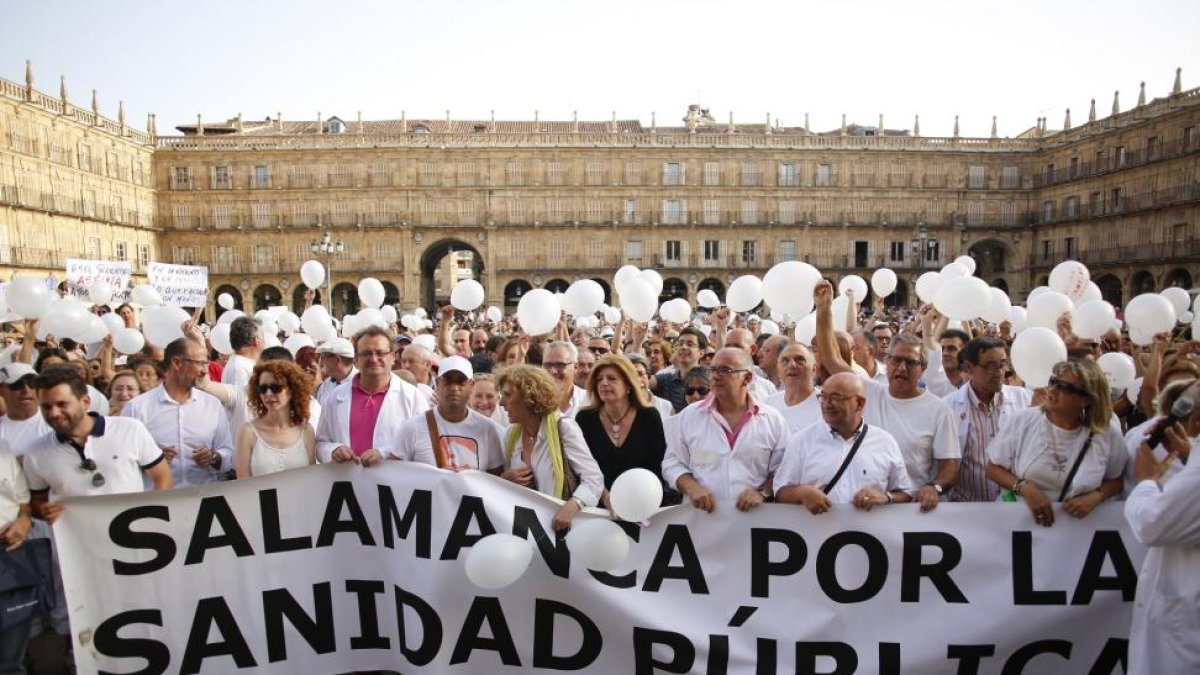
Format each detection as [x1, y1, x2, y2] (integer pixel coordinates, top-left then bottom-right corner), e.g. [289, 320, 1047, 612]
[814, 280, 853, 376]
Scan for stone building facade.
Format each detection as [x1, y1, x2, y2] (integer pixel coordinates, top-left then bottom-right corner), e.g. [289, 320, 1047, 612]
[2, 62, 1198, 318]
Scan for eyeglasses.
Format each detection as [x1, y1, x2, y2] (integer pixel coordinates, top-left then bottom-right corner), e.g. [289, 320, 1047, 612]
[589, 346, 610, 354]
[887, 355, 925, 370]
[357, 350, 391, 360]
[180, 357, 208, 366]
[685, 386, 710, 396]
[543, 361, 575, 372]
[973, 360, 1010, 373]
[710, 366, 748, 377]
[817, 392, 860, 404]
[1049, 376, 1091, 399]
[79, 458, 105, 488]
[256, 383, 286, 395]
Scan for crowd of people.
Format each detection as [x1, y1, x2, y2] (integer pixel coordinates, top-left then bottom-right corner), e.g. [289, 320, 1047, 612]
[0, 279, 1197, 673]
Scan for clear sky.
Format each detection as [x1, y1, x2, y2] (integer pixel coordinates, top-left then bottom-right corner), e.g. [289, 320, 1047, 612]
[3, 0, 1197, 138]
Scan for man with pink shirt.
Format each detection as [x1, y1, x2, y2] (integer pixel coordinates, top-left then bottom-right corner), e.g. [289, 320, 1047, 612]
[315, 326, 430, 465]
[662, 347, 788, 512]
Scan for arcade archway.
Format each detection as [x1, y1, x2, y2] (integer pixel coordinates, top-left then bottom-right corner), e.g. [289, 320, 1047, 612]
[253, 284, 282, 312]
[420, 238, 483, 311]
[213, 285, 242, 320]
[1095, 274, 1123, 307]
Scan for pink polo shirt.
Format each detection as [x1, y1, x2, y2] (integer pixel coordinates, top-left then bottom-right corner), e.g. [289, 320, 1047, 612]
[349, 375, 387, 456]
[698, 395, 759, 449]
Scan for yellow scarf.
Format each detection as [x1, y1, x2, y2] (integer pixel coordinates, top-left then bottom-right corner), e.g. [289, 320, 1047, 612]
[504, 411, 567, 499]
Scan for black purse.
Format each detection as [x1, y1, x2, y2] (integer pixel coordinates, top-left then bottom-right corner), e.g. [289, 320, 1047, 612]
[0, 538, 52, 631]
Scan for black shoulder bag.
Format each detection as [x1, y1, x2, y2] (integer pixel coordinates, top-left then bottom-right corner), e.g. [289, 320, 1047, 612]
[823, 424, 869, 494]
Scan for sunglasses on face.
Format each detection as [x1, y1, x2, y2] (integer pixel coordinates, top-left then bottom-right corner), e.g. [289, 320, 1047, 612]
[685, 386, 710, 396]
[79, 458, 106, 488]
[1048, 376, 1091, 399]
[887, 355, 924, 370]
[589, 346, 610, 354]
[256, 383, 286, 395]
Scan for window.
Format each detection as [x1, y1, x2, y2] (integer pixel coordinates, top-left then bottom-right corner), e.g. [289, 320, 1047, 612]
[816, 163, 832, 187]
[741, 240, 758, 265]
[1089, 191, 1102, 216]
[291, 166, 311, 188]
[548, 199, 567, 223]
[1115, 146, 1127, 166]
[662, 163, 684, 186]
[1040, 240, 1053, 262]
[586, 161, 605, 186]
[740, 162, 760, 186]
[506, 162, 524, 185]
[623, 199, 638, 224]
[461, 200, 476, 223]
[457, 163, 476, 186]
[114, 241, 128, 261]
[778, 163, 799, 187]
[625, 241, 644, 263]
[852, 200, 869, 225]
[293, 202, 310, 227]
[212, 204, 232, 229]
[586, 240, 604, 263]
[665, 240, 682, 262]
[211, 165, 232, 190]
[1184, 126, 1195, 150]
[172, 204, 194, 228]
[508, 199, 525, 223]
[889, 241, 905, 262]
[777, 240, 796, 262]
[371, 162, 389, 186]
[1042, 200, 1055, 223]
[252, 203, 272, 228]
[740, 200, 757, 224]
[1065, 196, 1079, 219]
[1110, 187, 1123, 211]
[419, 162, 437, 186]
[1001, 166, 1019, 189]
[1044, 163, 1056, 183]
[1146, 136, 1160, 161]
[333, 201, 351, 226]
[704, 162, 721, 186]
[587, 200, 604, 223]
[546, 162, 565, 185]
[509, 239, 526, 259]
[854, 164, 874, 187]
[1001, 201, 1016, 226]
[662, 200, 684, 225]
[703, 240, 721, 262]
[779, 201, 796, 225]
[138, 244, 151, 267]
[968, 165, 985, 189]
[253, 245, 274, 268]
[327, 119, 344, 134]
[966, 202, 983, 226]
[1069, 157, 1080, 179]
[253, 165, 270, 189]
[172, 246, 195, 265]
[625, 162, 642, 185]
[1173, 223, 1190, 243]
[1064, 237, 1076, 258]
[548, 240, 566, 260]
[171, 167, 192, 190]
[925, 238, 940, 263]
[213, 246, 235, 273]
[703, 199, 721, 225]
[77, 143, 92, 172]
[329, 164, 351, 188]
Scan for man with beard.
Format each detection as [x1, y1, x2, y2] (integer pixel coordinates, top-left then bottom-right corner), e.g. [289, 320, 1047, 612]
[396, 356, 502, 471]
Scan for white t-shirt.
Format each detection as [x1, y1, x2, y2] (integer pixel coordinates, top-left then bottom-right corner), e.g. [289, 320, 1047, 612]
[0, 441, 30, 524]
[987, 408, 1127, 501]
[0, 414, 52, 457]
[397, 408, 502, 471]
[862, 378, 961, 486]
[774, 423, 917, 504]
[23, 415, 164, 499]
[222, 354, 256, 387]
[763, 389, 823, 434]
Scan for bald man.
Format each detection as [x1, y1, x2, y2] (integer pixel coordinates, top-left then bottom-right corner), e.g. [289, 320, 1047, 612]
[724, 328, 779, 400]
[763, 342, 822, 433]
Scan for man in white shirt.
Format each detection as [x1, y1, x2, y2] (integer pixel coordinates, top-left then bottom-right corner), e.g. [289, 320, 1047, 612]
[814, 280, 960, 512]
[396, 356, 501, 471]
[317, 326, 430, 465]
[121, 336, 235, 487]
[543, 342, 590, 418]
[398, 343, 437, 405]
[315, 338, 356, 407]
[851, 330, 888, 384]
[775, 372, 915, 513]
[722, 327, 778, 401]
[763, 342, 822, 433]
[943, 336, 1032, 502]
[221, 315, 263, 387]
[0, 363, 51, 456]
[662, 348, 788, 512]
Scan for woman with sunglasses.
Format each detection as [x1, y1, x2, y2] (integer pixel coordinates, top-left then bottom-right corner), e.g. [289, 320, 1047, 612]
[986, 358, 1127, 527]
[235, 360, 316, 478]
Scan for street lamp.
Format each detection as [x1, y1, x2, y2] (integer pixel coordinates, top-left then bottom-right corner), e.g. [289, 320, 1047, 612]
[310, 230, 345, 313]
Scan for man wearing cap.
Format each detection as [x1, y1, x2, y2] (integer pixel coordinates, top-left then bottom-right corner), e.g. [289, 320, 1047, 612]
[316, 326, 429, 465]
[396, 356, 503, 471]
[0, 363, 50, 457]
[315, 337, 356, 407]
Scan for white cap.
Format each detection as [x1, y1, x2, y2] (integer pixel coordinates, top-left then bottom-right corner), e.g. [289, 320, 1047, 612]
[438, 355, 473, 380]
[317, 337, 354, 359]
[0, 363, 37, 385]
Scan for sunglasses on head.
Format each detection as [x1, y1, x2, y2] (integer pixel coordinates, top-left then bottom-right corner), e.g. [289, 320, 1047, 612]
[685, 386, 710, 396]
[256, 383, 286, 395]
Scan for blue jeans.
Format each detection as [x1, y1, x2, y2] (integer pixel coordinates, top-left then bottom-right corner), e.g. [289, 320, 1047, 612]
[0, 618, 32, 675]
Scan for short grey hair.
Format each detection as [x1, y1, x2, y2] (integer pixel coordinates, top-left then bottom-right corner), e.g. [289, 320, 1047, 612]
[402, 343, 432, 362]
[545, 341, 578, 362]
[889, 333, 928, 364]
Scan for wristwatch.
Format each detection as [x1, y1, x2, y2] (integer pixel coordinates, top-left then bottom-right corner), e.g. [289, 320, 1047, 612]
[927, 482, 943, 495]
[760, 487, 774, 502]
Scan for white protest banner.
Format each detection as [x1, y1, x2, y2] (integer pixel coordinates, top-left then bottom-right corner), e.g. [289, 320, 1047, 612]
[65, 258, 132, 303]
[148, 262, 209, 306]
[56, 464, 1144, 674]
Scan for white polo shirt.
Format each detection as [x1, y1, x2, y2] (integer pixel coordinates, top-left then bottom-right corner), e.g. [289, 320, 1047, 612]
[23, 414, 164, 500]
[221, 354, 256, 388]
[861, 378, 961, 486]
[120, 384, 234, 487]
[763, 388, 823, 434]
[662, 395, 788, 502]
[0, 440, 30, 524]
[0, 413, 52, 457]
[775, 423, 917, 504]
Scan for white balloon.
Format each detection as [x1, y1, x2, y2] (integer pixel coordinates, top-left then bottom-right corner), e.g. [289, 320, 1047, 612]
[283, 333, 315, 357]
[1048, 260, 1091, 301]
[915, 272, 942, 303]
[277, 312, 301, 336]
[940, 262, 969, 281]
[1010, 327, 1067, 388]
[358, 278, 386, 309]
[603, 305, 622, 324]
[414, 308, 428, 318]
[1096, 352, 1136, 391]
[619, 278, 658, 323]
[637, 269, 664, 296]
[73, 314, 108, 343]
[141, 305, 189, 348]
[981, 288, 1012, 324]
[357, 308, 387, 330]
[613, 265, 640, 291]
[696, 289, 721, 309]
[793, 313, 817, 346]
[380, 306, 398, 324]
[565, 519, 630, 572]
[300, 260, 325, 289]
[830, 295, 852, 327]
[341, 314, 361, 338]
[759, 319, 780, 336]
[575, 315, 598, 329]
[112, 328, 145, 355]
[954, 255, 977, 275]
[216, 309, 245, 326]
[463, 534, 533, 590]
[658, 300, 685, 324]
[486, 306, 502, 323]
[1160, 287, 1191, 316]
[726, 275, 763, 313]
[516, 289, 561, 335]
[1182, 310, 1195, 324]
[1126, 377, 1144, 405]
[609, 468, 664, 522]
[300, 305, 336, 343]
[870, 268, 898, 297]
[1026, 291, 1074, 330]
[1125, 293, 1176, 336]
[131, 284, 163, 307]
[217, 293, 235, 310]
[89, 281, 114, 306]
[1130, 325, 1154, 347]
[450, 280, 485, 311]
[1077, 281, 1103, 305]
[101, 312, 125, 334]
[934, 277, 991, 320]
[400, 314, 420, 330]
[262, 334, 281, 349]
[562, 280, 605, 317]
[208, 323, 233, 355]
[6, 278, 51, 319]
[762, 261, 821, 315]
[1070, 301, 1117, 340]
[1027, 286, 1050, 303]
[838, 275, 869, 305]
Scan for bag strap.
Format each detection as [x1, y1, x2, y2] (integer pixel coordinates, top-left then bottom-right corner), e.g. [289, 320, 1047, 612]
[822, 424, 869, 494]
[1057, 431, 1095, 502]
[426, 410, 450, 469]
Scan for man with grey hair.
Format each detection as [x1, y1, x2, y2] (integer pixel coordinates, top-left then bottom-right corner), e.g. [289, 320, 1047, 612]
[399, 343, 437, 405]
[222, 315, 263, 388]
[542, 341, 590, 418]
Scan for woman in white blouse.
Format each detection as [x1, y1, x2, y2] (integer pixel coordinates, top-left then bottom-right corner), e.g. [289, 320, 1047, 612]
[496, 365, 603, 530]
[986, 358, 1127, 527]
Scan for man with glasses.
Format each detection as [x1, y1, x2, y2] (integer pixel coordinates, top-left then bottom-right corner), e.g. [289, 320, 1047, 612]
[653, 327, 707, 412]
[775, 372, 915, 513]
[663, 348, 787, 513]
[574, 347, 596, 390]
[764, 342, 823, 433]
[943, 337, 1032, 502]
[815, 280, 960, 512]
[0, 363, 50, 458]
[723, 328, 779, 400]
[316, 326, 429, 465]
[587, 336, 613, 357]
[121, 336, 234, 487]
[542, 341, 589, 419]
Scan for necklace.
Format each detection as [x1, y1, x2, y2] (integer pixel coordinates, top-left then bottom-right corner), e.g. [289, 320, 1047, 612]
[601, 405, 634, 441]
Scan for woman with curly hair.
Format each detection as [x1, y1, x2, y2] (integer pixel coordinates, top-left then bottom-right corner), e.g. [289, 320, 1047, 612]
[236, 360, 316, 478]
[496, 365, 603, 530]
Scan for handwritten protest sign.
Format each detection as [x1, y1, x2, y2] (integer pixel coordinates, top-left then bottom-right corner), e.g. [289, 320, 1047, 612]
[148, 262, 209, 307]
[65, 258, 132, 303]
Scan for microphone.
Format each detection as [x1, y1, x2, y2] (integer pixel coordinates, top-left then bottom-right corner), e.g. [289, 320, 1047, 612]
[1146, 397, 1195, 450]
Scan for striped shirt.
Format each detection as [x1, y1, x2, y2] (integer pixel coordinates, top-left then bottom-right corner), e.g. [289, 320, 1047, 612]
[951, 385, 1004, 502]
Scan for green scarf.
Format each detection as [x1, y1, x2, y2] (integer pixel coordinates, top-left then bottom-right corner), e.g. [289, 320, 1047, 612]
[504, 411, 568, 499]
